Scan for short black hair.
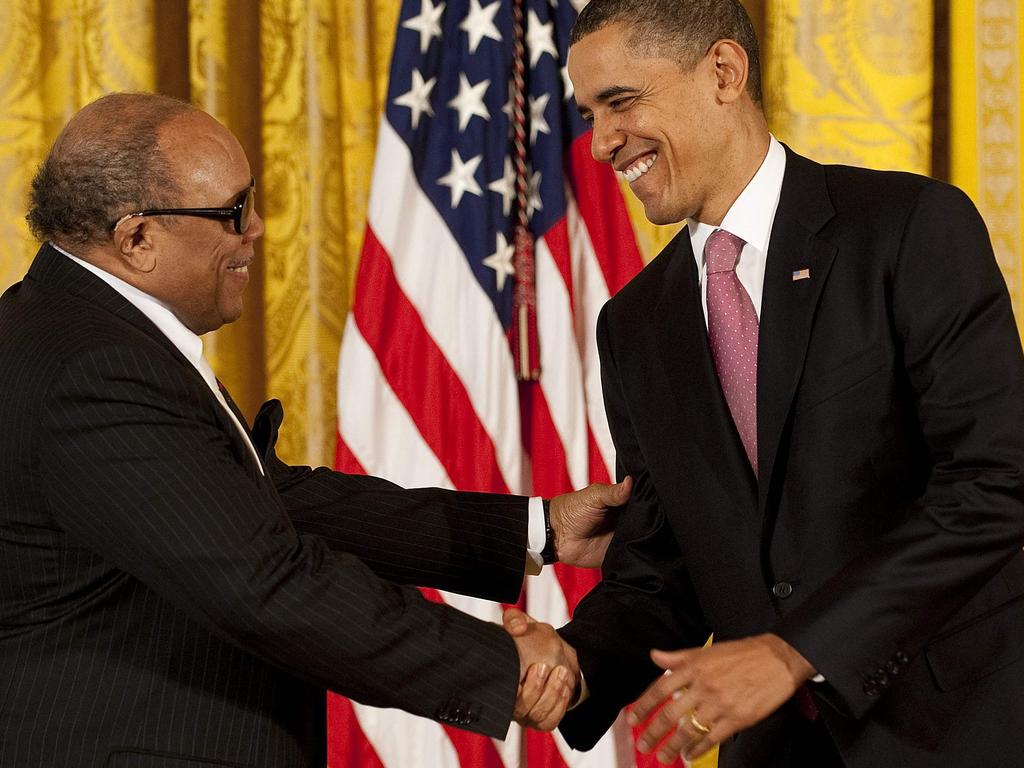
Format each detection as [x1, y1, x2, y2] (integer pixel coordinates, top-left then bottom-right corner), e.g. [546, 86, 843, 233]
[27, 92, 194, 248]
[570, 0, 762, 103]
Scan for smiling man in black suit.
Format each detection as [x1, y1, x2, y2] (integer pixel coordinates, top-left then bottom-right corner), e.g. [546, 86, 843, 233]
[0, 91, 628, 767]
[504, 1, 1024, 766]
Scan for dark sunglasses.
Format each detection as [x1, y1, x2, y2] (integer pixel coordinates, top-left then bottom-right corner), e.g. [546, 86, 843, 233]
[111, 178, 256, 234]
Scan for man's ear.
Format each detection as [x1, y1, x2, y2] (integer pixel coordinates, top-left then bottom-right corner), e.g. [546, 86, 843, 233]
[708, 39, 749, 104]
[112, 217, 157, 274]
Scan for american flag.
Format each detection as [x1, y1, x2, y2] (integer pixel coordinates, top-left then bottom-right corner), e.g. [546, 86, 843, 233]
[330, 0, 665, 766]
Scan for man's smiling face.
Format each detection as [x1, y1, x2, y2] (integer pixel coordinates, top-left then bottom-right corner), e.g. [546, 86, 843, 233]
[569, 21, 730, 226]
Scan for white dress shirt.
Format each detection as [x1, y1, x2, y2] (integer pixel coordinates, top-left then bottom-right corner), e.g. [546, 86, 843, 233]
[689, 135, 787, 324]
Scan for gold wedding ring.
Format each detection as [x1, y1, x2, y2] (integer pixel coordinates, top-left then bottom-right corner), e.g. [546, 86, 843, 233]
[689, 711, 712, 735]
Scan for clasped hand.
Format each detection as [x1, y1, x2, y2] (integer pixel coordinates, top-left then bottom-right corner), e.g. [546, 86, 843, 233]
[505, 607, 579, 730]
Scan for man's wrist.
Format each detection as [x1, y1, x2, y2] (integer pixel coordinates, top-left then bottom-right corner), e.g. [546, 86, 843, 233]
[762, 633, 816, 684]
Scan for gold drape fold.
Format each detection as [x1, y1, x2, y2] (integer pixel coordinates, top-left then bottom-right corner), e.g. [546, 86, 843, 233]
[255, 0, 398, 465]
[259, 0, 347, 466]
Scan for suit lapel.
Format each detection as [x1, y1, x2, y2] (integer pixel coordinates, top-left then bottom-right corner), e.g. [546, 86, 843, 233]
[650, 229, 758, 508]
[29, 244, 191, 367]
[757, 149, 837, 513]
[28, 244, 265, 479]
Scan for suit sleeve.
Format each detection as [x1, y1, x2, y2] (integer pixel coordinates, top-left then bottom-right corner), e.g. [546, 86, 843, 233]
[773, 182, 1024, 718]
[38, 347, 521, 739]
[250, 400, 529, 603]
[558, 305, 711, 750]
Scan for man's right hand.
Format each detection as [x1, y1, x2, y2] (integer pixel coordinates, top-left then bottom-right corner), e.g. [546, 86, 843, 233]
[506, 607, 578, 731]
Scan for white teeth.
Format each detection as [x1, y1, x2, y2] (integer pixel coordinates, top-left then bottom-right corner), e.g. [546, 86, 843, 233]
[228, 265, 248, 273]
[623, 153, 657, 182]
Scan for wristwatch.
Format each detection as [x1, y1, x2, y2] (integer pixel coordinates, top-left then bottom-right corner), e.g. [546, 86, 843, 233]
[540, 499, 557, 565]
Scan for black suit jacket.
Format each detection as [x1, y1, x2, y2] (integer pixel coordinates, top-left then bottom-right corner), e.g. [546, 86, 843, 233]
[0, 245, 528, 767]
[559, 148, 1024, 767]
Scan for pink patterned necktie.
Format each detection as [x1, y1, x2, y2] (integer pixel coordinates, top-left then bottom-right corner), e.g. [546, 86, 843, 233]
[705, 229, 759, 476]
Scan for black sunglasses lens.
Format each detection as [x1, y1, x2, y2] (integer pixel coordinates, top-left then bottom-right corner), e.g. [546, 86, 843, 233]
[237, 185, 254, 234]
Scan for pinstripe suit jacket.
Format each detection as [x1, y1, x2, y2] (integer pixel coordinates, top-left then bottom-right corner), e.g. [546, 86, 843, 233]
[0, 244, 528, 767]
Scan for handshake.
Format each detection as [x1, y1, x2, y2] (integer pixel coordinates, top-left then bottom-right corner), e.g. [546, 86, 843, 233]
[504, 605, 580, 731]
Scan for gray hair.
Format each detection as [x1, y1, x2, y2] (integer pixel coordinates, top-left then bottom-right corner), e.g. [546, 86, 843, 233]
[27, 92, 195, 248]
[571, 0, 762, 103]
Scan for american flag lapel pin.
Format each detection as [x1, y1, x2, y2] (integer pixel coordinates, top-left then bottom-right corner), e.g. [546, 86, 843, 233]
[792, 268, 811, 281]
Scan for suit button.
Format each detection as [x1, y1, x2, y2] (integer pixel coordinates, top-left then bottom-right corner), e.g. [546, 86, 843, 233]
[874, 672, 890, 689]
[886, 660, 902, 676]
[773, 582, 793, 599]
[895, 651, 910, 665]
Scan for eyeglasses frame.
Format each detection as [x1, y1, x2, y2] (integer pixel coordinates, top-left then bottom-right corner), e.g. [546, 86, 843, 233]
[111, 178, 256, 235]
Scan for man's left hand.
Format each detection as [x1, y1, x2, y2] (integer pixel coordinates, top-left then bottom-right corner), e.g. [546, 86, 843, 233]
[548, 477, 632, 568]
[628, 634, 816, 764]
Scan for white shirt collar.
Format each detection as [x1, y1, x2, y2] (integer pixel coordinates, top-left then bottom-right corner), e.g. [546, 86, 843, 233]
[690, 134, 786, 267]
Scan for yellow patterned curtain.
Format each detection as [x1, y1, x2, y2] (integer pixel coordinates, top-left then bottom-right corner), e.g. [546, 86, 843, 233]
[0, 0, 159, 290]
[764, 0, 933, 173]
[255, 0, 401, 466]
[950, 0, 1024, 336]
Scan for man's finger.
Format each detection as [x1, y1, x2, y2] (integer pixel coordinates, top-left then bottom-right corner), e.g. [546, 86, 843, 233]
[634, 685, 699, 753]
[524, 665, 572, 731]
[653, 712, 721, 765]
[610, 475, 633, 505]
[650, 647, 689, 670]
[683, 732, 719, 763]
[512, 663, 549, 720]
[584, 476, 633, 509]
[502, 606, 535, 636]
[627, 653, 694, 725]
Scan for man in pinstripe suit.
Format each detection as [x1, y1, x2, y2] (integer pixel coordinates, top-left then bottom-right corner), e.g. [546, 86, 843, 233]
[0, 92, 625, 767]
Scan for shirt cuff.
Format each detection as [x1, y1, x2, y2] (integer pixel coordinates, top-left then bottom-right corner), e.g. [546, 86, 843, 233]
[525, 497, 546, 574]
[569, 670, 590, 709]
